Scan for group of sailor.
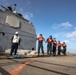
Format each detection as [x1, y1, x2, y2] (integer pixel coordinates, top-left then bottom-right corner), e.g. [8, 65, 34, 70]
[10, 32, 67, 57]
[0, 31, 67, 57]
[37, 34, 67, 57]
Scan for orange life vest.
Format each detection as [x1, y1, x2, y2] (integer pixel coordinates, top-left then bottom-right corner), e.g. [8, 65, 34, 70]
[53, 40, 57, 44]
[58, 42, 62, 47]
[62, 44, 66, 47]
[47, 38, 52, 43]
[38, 36, 44, 42]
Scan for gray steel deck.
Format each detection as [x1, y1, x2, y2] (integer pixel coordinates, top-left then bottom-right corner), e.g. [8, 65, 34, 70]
[0, 55, 76, 75]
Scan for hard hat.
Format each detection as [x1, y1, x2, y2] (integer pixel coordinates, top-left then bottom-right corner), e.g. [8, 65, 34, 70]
[50, 35, 52, 38]
[40, 34, 42, 36]
[63, 42, 65, 43]
[54, 38, 56, 39]
[15, 31, 18, 34]
[58, 41, 60, 42]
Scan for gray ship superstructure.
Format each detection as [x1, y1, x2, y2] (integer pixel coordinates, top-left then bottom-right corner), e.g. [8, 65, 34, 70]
[0, 7, 36, 52]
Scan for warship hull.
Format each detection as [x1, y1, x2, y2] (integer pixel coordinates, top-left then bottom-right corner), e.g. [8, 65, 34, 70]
[0, 9, 36, 52]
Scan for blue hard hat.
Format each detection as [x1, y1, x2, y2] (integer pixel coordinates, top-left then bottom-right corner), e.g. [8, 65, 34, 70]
[58, 41, 60, 42]
[63, 42, 65, 43]
[40, 34, 42, 36]
[54, 38, 56, 39]
[50, 35, 52, 38]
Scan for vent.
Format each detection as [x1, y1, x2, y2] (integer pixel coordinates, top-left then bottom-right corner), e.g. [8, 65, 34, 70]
[5, 15, 20, 28]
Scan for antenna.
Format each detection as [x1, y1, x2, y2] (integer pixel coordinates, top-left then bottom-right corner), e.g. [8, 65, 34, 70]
[13, 4, 17, 11]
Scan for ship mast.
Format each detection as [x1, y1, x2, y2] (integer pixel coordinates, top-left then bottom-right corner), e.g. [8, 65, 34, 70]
[13, 4, 17, 11]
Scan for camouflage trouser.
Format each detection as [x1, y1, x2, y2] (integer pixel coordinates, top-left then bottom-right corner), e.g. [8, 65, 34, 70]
[53, 45, 56, 56]
[58, 47, 61, 55]
[10, 43, 18, 55]
[38, 42, 44, 55]
[63, 47, 66, 55]
[47, 43, 52, 55]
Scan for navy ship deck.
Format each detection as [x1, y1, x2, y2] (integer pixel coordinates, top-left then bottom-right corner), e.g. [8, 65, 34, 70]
[0, 55, 76, 75]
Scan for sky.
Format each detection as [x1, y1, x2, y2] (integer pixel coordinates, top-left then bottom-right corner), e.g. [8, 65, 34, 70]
[0, 0, 76, 53]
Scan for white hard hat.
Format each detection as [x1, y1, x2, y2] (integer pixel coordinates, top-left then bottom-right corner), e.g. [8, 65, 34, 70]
[15, 31, 18, 34]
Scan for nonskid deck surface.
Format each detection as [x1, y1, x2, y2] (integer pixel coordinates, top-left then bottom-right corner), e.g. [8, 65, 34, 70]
[0, 55, 76, 75]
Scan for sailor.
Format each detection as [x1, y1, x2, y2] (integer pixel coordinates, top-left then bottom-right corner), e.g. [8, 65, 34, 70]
[46, 35, 53, 56]
[57, 41, 62, 55]
[53, 38, 57, 56]
[37, 34, 45, 56]
[62, 42, 67, 55]
[10, 31, 21, 56]
[7, 5, 12, 12]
